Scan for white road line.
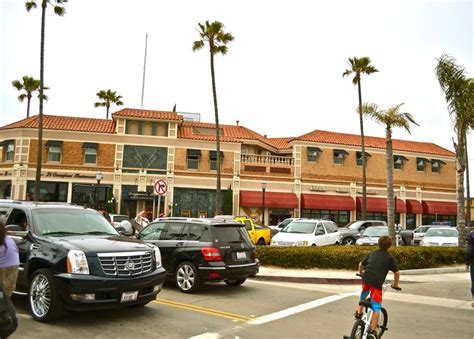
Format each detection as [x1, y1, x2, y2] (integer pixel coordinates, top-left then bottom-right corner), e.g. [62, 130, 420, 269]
[249, 292, 356, 325]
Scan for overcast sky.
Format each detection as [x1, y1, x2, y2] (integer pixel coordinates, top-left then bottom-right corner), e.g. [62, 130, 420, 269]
[1, 0, 473, 179]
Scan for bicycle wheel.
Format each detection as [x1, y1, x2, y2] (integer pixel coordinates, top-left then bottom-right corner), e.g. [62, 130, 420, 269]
[377, 308, 388, 338]
[350, 319, 365, 339]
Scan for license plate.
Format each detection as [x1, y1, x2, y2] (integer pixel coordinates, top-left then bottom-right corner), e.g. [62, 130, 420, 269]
[121, 291, 138, 303]
[236, 252, 246, 260]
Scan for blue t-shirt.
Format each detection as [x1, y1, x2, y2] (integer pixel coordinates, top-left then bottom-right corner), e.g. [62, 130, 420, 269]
[0, 236, 20, 268]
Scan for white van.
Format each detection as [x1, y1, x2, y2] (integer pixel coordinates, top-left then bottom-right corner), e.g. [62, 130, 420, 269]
[270, 219, 340, 246]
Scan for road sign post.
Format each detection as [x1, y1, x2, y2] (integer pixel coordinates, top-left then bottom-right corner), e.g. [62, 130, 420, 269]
[154, 179, 168, 218]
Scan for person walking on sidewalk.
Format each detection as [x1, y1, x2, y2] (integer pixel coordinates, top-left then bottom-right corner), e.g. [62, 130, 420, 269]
[466, 225, 474, 308]
[0, 221, 19, 297]
[355, 235, 400, 339]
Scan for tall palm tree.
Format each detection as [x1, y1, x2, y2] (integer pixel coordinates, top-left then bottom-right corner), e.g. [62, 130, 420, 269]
[26, 0, 66, 201]
[361, 103, 418, 244]
[11, 76, 48, 118]
[192, 20, 234, 216]
[435, 54, 474, 247]
[94, 89, 124, 119]
[343, 57, 378, 220]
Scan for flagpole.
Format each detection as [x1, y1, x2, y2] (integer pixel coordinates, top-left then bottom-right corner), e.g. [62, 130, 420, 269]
[141, 34, 148, 109]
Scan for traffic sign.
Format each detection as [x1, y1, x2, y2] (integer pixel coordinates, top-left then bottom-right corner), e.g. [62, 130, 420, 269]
[154, 179, 168, 196]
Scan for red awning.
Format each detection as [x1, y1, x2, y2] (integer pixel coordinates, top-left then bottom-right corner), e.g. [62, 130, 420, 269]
[301, 194, 355, 211]
[422, 201, 457, 216]
[406, 199, 423, 214]
[239, 191, 298, 209]
[356, 197, 407, 213]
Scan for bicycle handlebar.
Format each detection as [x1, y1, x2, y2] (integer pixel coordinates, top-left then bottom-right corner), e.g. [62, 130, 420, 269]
[355, 273, 402, 291]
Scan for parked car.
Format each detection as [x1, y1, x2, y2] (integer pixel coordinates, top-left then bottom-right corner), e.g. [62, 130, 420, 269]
[412, 225, 439, 245]
[214, 215, 271, 245]
[136, 217, 259, 293]
[270, 219, 340, 246]
[338, 220, 387, 245]
[0, 201, 166, 322]
[420, 227, 459, 247]
[268, 218, 307, 236]
[356, 226, 405, 245]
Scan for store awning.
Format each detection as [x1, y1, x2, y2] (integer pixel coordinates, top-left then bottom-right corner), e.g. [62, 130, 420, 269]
[406, 199, 423, 214]
[239, 191, 298, 209]
[0, 140, 14, 147]
[301, 194, 355, 211]
[210, 151, 224, 160]
[356, 197, 407, 213]
[45, 140, 63, 147]
[186, 149, 201, 157]
[82, 142, 98, 149]
[422, 200, 457, 216]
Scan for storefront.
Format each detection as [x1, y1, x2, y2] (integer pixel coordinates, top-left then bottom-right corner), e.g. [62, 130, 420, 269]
[0, 180, 11, 199]
[239, 191, 298, 225]
[173, 187, 229, 218]
[356, 197, 406, 224]
[421, 200, 457, 226]
[26, 181, 68, 202]
[71, 183, 113, 209]
[405, 199, 423, 229]
[301, 194, 354, 227]
[120, 185, 163, 221]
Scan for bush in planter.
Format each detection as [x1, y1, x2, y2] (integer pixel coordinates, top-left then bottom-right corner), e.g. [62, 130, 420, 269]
[256, 246, 464, 270]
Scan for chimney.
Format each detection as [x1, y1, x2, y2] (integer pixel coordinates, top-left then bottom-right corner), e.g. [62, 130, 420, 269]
[236, 120, 239, 126]
[264, 134, 267, 138]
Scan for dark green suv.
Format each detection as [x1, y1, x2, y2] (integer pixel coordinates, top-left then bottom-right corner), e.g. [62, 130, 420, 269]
[137, 217, 260, 293]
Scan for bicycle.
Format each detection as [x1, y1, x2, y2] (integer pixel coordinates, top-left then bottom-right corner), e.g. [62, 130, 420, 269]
[346, 275, 401, 339]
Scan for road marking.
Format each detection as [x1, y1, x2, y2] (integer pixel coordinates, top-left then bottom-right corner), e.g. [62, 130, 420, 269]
[154, 298, 253, 322]
[249, 292, 356, 325]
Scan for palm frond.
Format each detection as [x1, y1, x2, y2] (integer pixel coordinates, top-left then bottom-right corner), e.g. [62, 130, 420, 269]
[12, 80, 23, 90]
[18, 94, 27, 102]
[94, 102, 106, 108]
[192, 40, 204, 51]
[25, 1, 37, 11]
[53, 5, 66, 16]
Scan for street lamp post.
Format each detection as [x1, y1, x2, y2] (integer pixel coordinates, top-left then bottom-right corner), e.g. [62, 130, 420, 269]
[261, 182, 267, 225]
[95, 172, 103, 210]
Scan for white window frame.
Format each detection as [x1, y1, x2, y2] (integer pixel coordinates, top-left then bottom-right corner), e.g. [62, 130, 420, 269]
[48, 145, 62, 162]
[5, 143, 14, 162]
[84, 147, 97, 164]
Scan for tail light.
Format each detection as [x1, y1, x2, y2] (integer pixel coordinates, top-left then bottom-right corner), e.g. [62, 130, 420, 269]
[201, 247, 222, 261]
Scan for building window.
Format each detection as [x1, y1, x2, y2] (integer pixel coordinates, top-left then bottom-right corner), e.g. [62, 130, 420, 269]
[210, 151, 224, 171]
[431, 159, 445, 173]
[83, 143, 98, 164]
[5, 143, 14, 162]
[333, 149, 348, 165]
[307, 147, 321, 163]
[46, 141, 63, 162]
[393, 155, 407, 170]
[301, 209, 349, 227]
[416, 158, 429, 172]
[356, 151, 371, 167]
[186, 149, 201, 170]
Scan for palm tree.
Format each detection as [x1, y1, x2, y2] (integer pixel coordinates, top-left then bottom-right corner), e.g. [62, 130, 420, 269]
[26, 0, 66, 201]
[94, 89, 124, 119]
[12, 76, 48, 118]
[435, 54, 474, 247]
[343, 57, 379, 220]
[360, 103, 418, 244]
[192, 20, 234, 216]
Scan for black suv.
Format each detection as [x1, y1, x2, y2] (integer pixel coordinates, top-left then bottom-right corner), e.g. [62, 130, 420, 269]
[136, 217, 260, 293]
[0, 201, 166, 322]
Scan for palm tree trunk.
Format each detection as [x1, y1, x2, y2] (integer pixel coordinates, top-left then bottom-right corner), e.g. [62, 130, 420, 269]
[34, 0, 47, 201]
[456, 132, 467, 247]
[26, 94, 31, 118]
[357, 78, 367, 220]
[385, 127, 395, 243]
[465, 132, 471, 228]
[210, 50, 222, 215]
[106, 103, 110, 120]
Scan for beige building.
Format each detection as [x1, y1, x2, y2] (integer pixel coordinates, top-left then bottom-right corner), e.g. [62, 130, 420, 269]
[0, 108, 456, 229]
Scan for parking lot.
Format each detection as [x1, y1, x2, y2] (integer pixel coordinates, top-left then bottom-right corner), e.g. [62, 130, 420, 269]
[10, 276, 473, 338]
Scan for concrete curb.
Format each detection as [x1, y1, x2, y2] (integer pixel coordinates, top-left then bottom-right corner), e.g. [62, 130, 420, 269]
[399, 266, 466, 275]
[252, 275, 361, 285]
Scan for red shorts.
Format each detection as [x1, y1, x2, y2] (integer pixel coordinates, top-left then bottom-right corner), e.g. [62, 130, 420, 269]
[360, 282, 382, 304]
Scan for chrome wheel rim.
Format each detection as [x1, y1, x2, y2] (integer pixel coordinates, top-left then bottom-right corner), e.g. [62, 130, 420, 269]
[177, 265, 195, 291]
[344, 238, 354, 245]
[30, 274, 51, 318]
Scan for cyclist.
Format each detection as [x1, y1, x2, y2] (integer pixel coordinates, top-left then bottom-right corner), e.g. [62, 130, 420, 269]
[355, 235, 400, 338]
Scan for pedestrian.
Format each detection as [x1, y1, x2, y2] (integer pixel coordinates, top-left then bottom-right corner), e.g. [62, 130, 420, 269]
[466, 225, 474, 308]
[355, 235, 400, 339]
[131, 211, 150, 234]
[0, 221, 19, 297]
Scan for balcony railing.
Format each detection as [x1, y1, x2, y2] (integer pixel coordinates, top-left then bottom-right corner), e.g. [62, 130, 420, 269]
[240, 154, 294, 166]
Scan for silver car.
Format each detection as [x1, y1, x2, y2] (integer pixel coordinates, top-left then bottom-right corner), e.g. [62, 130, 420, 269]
[420, 227, 458, 246]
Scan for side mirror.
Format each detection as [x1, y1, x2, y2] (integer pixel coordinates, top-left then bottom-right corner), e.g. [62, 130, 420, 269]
[6, 225, 28, 238]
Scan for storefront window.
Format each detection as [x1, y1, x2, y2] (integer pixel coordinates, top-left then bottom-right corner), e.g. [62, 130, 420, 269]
[72, 183, 112, 209]
[27, 181, 68, 202]
[422, 214, 456, 226]
[0, 181, 11, 199]
[406, 213, 416, 230]
[301, 209, 349, 227]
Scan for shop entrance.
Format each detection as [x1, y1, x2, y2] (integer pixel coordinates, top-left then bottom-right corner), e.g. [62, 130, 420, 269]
[269, 209, 292, 226]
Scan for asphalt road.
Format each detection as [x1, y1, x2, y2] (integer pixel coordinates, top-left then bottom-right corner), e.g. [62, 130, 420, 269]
[10, 278, 474, 339]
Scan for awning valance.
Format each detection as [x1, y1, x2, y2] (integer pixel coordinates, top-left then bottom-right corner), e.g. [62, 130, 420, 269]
[422, 200, 457, 216]
[301, 194, 355, 211]
[334, 149, 348, 156]
[356, 197, 407, 213]
[83, 142, 98, 149]
[239, 191, 298, 209]
[210, 151, 224, 160]
[45, 140, 63, 147]
[187, 149, 202, 157]
[0, 140, 14, 147]
[406, 199, 423, 214]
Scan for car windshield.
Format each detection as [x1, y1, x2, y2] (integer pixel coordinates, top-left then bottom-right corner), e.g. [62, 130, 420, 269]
[343, 221, 359, 230]
[424, 228, 458, 238]
[281, 222, 315, 234]
[361, 227, 388, 237]
[33, 209, 118, 236]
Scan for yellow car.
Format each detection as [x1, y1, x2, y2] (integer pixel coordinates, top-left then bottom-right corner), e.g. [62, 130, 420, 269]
[234, 217, 271, 246]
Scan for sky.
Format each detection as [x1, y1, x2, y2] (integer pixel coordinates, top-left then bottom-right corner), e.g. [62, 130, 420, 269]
[0, 0, 473, 181]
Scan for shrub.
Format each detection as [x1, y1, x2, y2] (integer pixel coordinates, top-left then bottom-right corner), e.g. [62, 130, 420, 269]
[256, 246, 465, 270]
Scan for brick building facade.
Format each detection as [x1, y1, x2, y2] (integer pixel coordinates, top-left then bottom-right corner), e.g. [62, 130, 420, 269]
[0, 108, 457, 229]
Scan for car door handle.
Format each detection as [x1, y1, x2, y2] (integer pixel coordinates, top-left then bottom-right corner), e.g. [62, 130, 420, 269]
[175, 242, 184, 247]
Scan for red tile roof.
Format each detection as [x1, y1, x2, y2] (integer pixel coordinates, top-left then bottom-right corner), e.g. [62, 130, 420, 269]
[112, 108, 182, 121]
[267, 137, 293, 149]
[296, 130, 454, 157]
[0, 115, 116, 134]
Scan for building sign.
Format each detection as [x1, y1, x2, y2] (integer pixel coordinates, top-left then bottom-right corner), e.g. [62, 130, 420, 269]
[42, 172, 97, 179]
[0, 171, 12, 177]
[127, 191, 156, 201]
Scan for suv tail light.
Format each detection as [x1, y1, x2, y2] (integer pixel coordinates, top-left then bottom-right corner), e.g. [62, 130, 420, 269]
[201, 247, 222, 261]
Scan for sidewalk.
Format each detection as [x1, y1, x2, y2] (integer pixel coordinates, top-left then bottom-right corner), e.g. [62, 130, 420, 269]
[253, 265, 469, 285]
